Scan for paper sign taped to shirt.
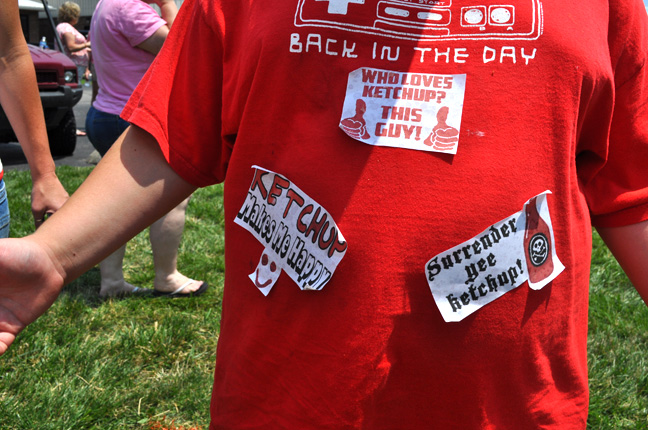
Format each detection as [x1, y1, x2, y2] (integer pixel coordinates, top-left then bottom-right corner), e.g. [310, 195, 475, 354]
[235, 166, 348, 296]
[426, 191, 565, 322]
[340, 67, 466, 154]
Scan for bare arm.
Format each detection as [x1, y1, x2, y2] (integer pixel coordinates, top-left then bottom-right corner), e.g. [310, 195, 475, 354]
[597, 219, 648, 305]
[137, 0, 178, 55]
[0, 1, 69, 226]
[43, 126, 196, 280]
[155, 0, 178, 28]
[0, 125, 197, 354]
[61, 31, 90, 53]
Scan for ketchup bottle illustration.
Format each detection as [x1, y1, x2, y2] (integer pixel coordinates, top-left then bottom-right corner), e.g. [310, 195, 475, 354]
[524, 196, 554, 283]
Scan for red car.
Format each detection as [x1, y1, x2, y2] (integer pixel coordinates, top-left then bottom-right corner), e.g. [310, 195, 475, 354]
[0, 38, 83, 156]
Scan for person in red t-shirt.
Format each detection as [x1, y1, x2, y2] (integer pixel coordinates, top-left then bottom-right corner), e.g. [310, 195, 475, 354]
[1, 0, 648, 428]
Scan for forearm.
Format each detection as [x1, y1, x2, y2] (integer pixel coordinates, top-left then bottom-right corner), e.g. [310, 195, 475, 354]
[70, 42, 90, 52]
[62, 32, 89, 52]
[597, 219, 648, 305]
[33, 125, 196, 283]
[0, 47, 56, 181]
[67, 41, 89, 52]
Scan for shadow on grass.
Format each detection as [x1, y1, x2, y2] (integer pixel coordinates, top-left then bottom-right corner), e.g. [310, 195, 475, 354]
[61, 266, 159, 308]
[60, 266, 218, 309]
[60, 267, 106, 307]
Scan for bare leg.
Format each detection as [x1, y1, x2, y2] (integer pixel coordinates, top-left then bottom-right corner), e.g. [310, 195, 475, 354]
[150, 197, 202, 294]
[99, 244, 139, 297]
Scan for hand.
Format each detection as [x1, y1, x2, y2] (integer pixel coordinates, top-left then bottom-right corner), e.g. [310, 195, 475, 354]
[0, 238, 65, 355]
[30, 174, 69, 228]
[424, 126, 459, 151]
[340, 118, 370, 140]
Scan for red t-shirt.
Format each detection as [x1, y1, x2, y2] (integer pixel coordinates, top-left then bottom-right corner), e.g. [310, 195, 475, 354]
[123, 0, 648, 428]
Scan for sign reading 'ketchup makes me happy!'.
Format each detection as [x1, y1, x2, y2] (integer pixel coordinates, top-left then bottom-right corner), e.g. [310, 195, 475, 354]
[235, 166, 348, 296]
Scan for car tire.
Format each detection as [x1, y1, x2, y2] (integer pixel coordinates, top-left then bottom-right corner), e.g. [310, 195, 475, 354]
[48, 110, 77, 156]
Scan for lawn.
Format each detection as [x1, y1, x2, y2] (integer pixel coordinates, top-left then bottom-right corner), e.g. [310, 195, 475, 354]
[0, 166, 223, 430]
[0, 166, 647, 429]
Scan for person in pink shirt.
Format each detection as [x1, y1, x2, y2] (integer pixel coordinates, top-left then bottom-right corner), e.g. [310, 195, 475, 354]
[56, 2, 90, 83]
[85, 0, 206, 298]
[56, 1, 90, 136]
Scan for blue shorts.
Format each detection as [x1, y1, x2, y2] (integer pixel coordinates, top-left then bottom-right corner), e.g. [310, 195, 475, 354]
[86, 105, 130, 157]
[0, 179, 10, 239]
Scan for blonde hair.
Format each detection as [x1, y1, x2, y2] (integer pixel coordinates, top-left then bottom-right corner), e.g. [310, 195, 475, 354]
[58, 2, 81, 23]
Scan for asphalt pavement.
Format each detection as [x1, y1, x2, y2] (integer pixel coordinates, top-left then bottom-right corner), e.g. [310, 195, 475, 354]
[0, 83, 99, 171]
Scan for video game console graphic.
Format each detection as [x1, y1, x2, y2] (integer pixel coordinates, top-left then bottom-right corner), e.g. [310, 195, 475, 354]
[294, 0, 543, 41]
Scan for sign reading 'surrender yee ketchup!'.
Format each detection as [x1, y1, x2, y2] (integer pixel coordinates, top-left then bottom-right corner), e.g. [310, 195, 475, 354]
[425, 191, 565, 323]
[235, 166, 348, 296]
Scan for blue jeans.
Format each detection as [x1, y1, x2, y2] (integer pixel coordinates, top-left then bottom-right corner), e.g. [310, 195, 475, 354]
[86, 105, 130, 156]
[0, 179, 10, 238]
[77, 65, 87, 84]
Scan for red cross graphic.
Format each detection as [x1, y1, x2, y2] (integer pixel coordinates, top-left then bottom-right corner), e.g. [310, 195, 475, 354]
[315, 0, 365, 15]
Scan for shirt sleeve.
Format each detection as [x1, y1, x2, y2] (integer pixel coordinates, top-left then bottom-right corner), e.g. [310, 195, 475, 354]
[122, 0, 229, 187]
[118, 0, 167, 47]
[56, 23, 71, 40]
[583, 0, 648, 228]
[56, 22, 69, 35]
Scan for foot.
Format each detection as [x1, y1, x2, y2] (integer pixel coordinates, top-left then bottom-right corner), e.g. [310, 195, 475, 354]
[99, 280, 149, 298]
[153, 274, 205, 296]
[76, 129, 87, 136]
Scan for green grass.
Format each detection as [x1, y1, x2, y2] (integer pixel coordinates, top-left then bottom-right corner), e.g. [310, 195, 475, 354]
[1, 166, 224, 430]
[1, 166, 647, 429]
[588, 234, 648, 429]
